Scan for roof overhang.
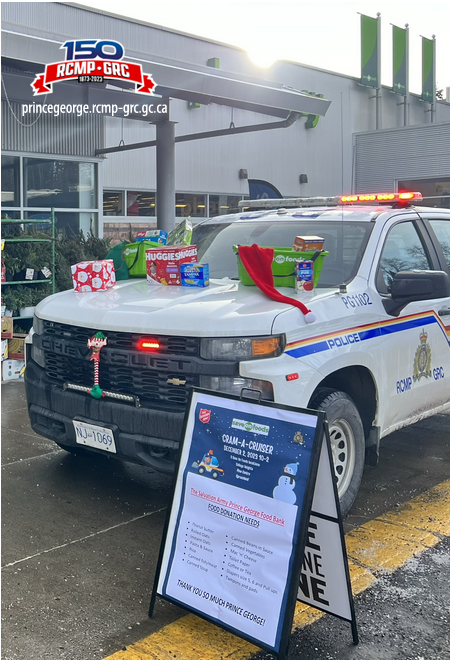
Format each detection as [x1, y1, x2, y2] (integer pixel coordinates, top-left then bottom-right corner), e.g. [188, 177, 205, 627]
[1, 23, 331, 120]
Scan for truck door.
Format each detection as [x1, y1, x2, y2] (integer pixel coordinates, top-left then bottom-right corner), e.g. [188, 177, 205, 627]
[375, 216, 450, 431]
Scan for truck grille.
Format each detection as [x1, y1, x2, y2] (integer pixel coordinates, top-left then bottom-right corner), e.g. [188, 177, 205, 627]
[39, 322, 200, 408]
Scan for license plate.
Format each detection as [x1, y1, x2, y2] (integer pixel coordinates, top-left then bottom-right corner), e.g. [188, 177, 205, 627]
[73, 420, 117, 453]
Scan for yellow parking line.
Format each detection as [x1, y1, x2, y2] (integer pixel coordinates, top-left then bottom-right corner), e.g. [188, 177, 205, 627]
[103, 479, 450, 660]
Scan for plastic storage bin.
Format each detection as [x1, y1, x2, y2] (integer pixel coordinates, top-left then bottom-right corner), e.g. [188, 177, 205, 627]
[233, 245, 328, 288]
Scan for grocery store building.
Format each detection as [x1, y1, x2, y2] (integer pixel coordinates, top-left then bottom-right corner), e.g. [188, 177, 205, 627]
[2, 1, 450, 242]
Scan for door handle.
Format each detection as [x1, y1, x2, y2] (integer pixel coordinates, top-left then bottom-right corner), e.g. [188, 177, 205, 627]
[438, 308, 450, 316]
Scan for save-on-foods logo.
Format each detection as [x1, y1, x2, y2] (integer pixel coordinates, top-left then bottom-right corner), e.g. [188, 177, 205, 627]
[32, 39, 156, 96]
[231, 418, 270, 436]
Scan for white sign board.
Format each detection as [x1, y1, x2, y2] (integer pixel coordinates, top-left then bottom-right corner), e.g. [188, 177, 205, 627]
[151, 390, 357, 657]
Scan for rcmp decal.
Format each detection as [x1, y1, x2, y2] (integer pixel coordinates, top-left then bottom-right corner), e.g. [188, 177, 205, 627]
[285, 311, 450, 361]
[413, 329, 432, 382]
[285, 312, 448, 395]
[397, 328, 440, 393]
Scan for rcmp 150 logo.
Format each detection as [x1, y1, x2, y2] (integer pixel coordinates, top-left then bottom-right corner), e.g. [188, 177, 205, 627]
[32, 39, 156, 96]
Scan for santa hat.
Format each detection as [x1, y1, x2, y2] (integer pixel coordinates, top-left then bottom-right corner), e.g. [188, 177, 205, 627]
[237, 245, 316, 323]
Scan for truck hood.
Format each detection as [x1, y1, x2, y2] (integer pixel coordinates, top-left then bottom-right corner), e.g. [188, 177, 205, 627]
[34, 279, 331, 337]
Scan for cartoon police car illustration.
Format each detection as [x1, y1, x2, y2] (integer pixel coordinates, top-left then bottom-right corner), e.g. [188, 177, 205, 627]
[192, 449, 225, 479]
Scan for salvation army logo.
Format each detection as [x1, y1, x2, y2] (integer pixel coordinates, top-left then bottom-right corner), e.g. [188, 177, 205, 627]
[31, 39, 156, 96]
[199, 409, 211, 424]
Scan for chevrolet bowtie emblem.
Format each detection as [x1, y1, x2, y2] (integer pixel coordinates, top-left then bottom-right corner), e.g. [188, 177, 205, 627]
[167, 377, 187, 386]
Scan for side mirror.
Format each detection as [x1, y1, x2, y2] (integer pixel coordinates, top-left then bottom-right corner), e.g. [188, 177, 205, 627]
[383, 270, 450, 315]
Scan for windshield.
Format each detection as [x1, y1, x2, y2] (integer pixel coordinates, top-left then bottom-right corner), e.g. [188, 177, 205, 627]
[193, 216, 373, 287]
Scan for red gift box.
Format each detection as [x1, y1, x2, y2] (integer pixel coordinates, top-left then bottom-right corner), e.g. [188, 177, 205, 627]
[71, 260, 116, 292]
[146, 245, 198, 285]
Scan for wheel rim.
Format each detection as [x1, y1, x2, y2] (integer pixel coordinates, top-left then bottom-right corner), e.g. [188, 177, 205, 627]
[329, 418, 356, 496]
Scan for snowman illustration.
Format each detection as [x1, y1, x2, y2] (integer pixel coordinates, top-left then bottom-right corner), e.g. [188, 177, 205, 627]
[273, 462, 299, 504]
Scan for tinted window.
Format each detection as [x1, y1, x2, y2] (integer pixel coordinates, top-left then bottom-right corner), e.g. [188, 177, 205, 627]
[377, 221, 432, 294]
[428, 219, 450, 270]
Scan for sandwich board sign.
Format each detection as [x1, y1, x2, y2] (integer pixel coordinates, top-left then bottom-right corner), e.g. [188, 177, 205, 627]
[298, 429, 358, 644]
[150, 389, 357, 658]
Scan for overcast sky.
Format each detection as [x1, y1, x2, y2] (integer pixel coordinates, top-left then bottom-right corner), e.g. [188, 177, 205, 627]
[69, 0, 450, 95]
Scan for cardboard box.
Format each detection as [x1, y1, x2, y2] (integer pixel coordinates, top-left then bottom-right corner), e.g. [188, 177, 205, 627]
[71, 260, 116, 292]
[2, 358, 25, 381]
[1, 338, 8, 361]
[1, 315, 13, 339]
[167, 218, 193, 246]
[181, 263, 210, 287]
[146, 245, 198, 285]
[135, 229, 168, 244]
[8, 333, 27, 360]
[292, 235, 324, 252]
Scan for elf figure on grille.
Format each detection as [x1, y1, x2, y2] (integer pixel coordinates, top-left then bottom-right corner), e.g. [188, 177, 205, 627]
[87, 331, 107, 399]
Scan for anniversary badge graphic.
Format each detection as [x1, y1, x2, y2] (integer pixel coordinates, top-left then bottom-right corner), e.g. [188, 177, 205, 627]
[31, 39, 156, 95]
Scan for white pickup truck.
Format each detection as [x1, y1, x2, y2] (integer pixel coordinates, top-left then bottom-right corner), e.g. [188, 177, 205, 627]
[25, 193, 450, 516]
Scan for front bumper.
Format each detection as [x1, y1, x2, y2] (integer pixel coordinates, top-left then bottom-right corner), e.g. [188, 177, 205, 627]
[25, 358, 184, 472]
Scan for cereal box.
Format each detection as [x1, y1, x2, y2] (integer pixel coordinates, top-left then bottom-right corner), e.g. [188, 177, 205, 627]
[292, 235, 324, 252]
[135, 229, 168, 244]
[71, 260, 116, 292]
[295, 260, 314, 292]
[146, 245, 198, 285]
[180, 263, 209, 287]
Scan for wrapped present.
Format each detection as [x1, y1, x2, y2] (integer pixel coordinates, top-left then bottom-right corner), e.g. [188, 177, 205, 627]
[71, 260, 116, 292]
[135, 229, 168, 244]
[146, 245, 198, 285]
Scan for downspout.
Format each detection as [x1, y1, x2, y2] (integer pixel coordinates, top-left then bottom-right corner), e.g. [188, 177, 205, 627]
[95, 112, 301, 156]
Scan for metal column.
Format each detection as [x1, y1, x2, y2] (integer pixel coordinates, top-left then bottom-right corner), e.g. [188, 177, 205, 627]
[156, 120, 176, 232]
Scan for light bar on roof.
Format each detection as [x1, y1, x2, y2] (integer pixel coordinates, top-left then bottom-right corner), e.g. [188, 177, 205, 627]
[238, 196, 340, 210]
[340, 192, 423, 203]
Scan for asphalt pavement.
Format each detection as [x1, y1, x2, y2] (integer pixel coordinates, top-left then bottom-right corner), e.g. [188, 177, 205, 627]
[1, 380, 449, 660]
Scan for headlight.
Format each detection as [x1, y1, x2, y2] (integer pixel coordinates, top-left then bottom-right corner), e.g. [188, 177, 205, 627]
[199, 376, 274, 400]
[30, 344, 46, 368]
[200, 335, 284, 360]
[33, 315, 45, 335]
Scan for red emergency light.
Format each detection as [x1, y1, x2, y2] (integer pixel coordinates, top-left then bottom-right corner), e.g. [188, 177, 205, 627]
[137, 339, 161, 351]
[340, 192, 422, 203]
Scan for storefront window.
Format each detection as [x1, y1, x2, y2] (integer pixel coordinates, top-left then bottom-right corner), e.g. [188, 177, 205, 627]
[1, 156, 20, 207]
[176, 193, 206, 218]
[24, 211, 98, 238]
[127, 191, 156, 216]
[103, 191, 124, 216]
[209, 195, 241, 217]
[24, 158, 96, 208]
[399, 177, 450, 208]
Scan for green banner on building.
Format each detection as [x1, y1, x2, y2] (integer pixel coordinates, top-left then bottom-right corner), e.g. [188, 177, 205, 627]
[421, 36, 435, 103]
[392, 26, 407, 95]
[361, 14, 379, 88]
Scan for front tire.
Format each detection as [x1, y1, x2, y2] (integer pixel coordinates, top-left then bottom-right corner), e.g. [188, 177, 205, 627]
[309, 388, 365, 517]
